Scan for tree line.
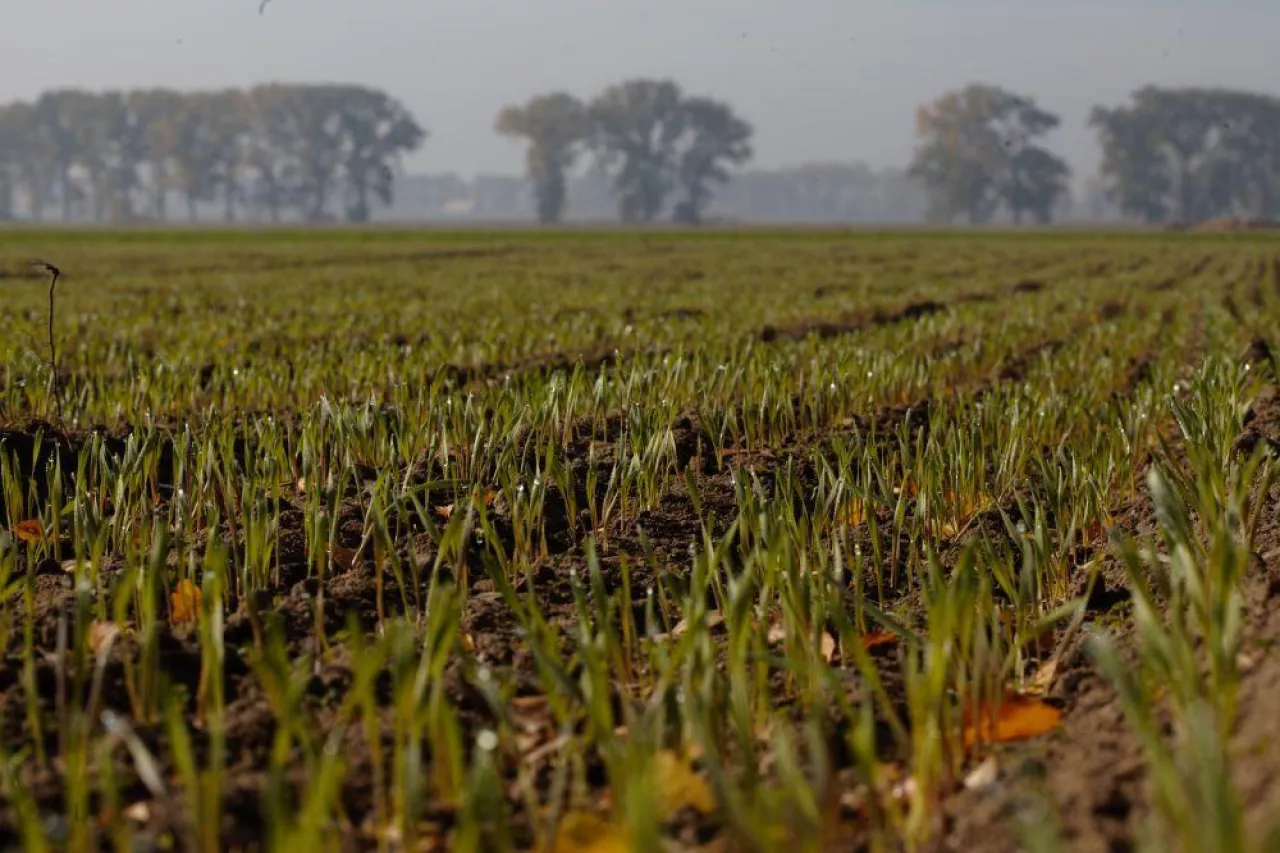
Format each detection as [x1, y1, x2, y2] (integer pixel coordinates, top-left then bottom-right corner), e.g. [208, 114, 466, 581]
[906, 83, 1280, 225]
[500, 81, 1280, 226]
[0, 85, 426, 223]
[3, 80, 1278, 225]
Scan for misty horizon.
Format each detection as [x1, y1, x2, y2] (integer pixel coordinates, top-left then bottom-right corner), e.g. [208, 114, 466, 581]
[3, 0, 1279, 188]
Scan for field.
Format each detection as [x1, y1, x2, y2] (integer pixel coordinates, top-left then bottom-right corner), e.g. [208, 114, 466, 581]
[1, 228, 1278, 852]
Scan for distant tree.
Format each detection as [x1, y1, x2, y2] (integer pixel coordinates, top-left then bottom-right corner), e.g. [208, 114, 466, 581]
[31, 90, 96, 222]
[495, 92, 589, 224]
[588, 79, 687, 222]
[1088, 104, 1172, 223]
[243, 85, 303, 223]
[910, 84, 1069, 224]
[0, 103, 33, 219]
[282, 86, 350, 222]
[1090, 87, 1280, 223]
[671, 97, 753, 224]
[336, 86, 426, 223]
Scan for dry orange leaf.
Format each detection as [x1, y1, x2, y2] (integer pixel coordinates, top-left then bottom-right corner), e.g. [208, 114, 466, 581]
[845, 499, 867, 527]
[962, 692, 1062, 749]
[435, 491, 498, 521]
[1083, 512, 1115, 541]
[545, 812, 628, 853]
[862, 632, 900, 651]
[14, 520, 44, 544]
[170, 580, 203, 625]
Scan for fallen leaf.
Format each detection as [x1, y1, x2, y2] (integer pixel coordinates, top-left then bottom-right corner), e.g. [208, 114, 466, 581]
[890, 774, 917, 803]
[656, 610, 724, 642]
[962, 693, 1063, 749]
[434, 504, 454, 520]
[1025, 659, 1059, 696]
[14, 520, 44, 544]
[820, 632, 838, 663]
[170, 580, 203, 625]
[893, 478, 919, 499]
[122, 801, 151, 823]
[862, 632, 899, 651]
[653, 749, 716, 816]
[88, 621, 121, 654]
[839, 786, 870, 816]
[511, 695, 548, 713]
[963, 755, 999, 790]
[1083, 512, 1115, 541]
[546, 812, 628, 853]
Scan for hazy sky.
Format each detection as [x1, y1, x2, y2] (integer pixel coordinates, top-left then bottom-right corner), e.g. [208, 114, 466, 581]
[3, 1, 1278, 183]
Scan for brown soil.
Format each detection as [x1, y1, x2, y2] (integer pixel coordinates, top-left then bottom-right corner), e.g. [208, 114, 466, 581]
[758, 299, 949, 343]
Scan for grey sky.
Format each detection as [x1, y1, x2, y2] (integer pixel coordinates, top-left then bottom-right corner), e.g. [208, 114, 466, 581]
[2, 1, 1278, 182]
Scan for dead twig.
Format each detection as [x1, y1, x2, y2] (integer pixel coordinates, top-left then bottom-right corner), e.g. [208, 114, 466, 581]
[30, 260, 62, 421]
